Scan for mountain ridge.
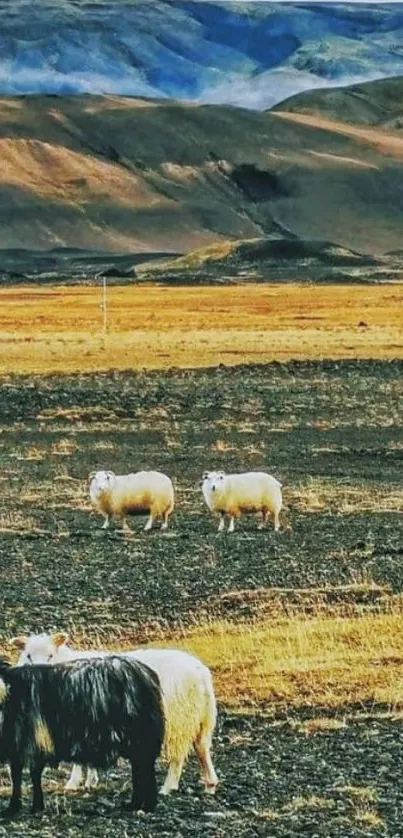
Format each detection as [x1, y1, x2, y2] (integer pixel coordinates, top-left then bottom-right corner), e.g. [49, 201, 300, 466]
[0, 1, 403, 109]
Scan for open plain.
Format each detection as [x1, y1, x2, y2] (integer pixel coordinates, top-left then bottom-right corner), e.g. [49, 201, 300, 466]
[0, 293, 402, 835]
[0, 283, 402, 374]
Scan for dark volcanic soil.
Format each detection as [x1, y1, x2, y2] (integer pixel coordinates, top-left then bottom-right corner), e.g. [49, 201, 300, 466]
[0, 360, 402, 837]
[0, 711, 402, 838]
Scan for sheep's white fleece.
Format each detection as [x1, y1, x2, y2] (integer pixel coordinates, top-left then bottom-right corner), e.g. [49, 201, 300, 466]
[202, 470, 282, 531]
[90, 469, 174, 530]
[15, 634, 218, 794]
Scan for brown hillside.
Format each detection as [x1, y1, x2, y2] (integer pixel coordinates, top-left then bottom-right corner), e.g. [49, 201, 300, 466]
[0, 92, 403, 255]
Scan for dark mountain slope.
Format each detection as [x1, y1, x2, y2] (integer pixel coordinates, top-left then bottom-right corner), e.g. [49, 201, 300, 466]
[0, 89, 403, 255]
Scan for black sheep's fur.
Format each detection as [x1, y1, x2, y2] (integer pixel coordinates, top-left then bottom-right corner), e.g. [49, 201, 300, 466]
[0, 655, 164, 817]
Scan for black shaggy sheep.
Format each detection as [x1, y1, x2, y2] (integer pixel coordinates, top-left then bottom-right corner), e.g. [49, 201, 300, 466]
[0, 655, 165, 817]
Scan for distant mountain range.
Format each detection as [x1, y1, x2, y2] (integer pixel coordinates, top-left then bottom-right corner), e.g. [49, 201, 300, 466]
[1, 1, 403, 108]
[0, 3, 402, 269]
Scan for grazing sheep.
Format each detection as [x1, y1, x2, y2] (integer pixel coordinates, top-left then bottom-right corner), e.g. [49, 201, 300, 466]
[89, 469, 174, 532]
[13, 633, 219, 796]
[202, 470, 282, 533]
[0, 656, 164, 817]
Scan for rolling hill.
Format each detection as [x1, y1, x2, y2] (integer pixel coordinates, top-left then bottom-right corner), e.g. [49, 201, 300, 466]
[272, 75, 403, 127]
[0, 83, 403, 260]
[136, 237, 381, 285]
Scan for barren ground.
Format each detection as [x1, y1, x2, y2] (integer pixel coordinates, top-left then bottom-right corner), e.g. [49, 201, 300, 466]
[0, 357, 402, 837]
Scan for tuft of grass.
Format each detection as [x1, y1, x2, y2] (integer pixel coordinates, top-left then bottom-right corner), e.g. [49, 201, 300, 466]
[211, 439, 238, 452]
[287, 475, 403, 514]
[355, 811, 384, 829]
[284, 795, 334, 813]
[296, 716, 347, 735]
[10, 445, 47, 461]
[51, 439, 80, 456]
[0, 511, 41, 533]
[37, 405, 118, 422]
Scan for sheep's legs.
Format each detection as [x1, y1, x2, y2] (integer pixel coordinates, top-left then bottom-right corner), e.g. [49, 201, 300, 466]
[130, 757, 158, 812]
[144, 514, 154, 532]
[2, 760, 23, 817]
[227, 516, 235, 533]
[85, 767, 99, 789]
[65, 763, 84, 791]
[217, 514, 226, 533]
[30, 760, 45, 814]
[194, 733, 219, 794]
[120, 516, 132, 534]
[101, 515, 110, 529]
[258, 509, 268, 530]
[160, 757, 185, 795]
[274, 510, 280, 531]
[161, 511, 169, 530]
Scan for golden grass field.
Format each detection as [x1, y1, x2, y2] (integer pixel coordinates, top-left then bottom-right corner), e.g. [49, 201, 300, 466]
[7, 593, 403, 717]
[0, 283, 402, 374]
[151, 608, 403, 713]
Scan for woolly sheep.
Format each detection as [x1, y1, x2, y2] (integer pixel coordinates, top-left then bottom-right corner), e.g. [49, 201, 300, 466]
[13, 632, 219, 796]
[89, 469, 174, 532]
[202, 470, 282, 533]
[0, 656, 164, 817]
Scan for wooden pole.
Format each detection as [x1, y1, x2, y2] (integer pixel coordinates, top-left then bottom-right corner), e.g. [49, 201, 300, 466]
[102, 276, 107, 335]
[100, 276, 108, 351]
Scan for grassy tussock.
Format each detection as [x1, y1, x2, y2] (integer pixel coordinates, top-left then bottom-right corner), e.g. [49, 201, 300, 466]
[249, 789, 383, 830]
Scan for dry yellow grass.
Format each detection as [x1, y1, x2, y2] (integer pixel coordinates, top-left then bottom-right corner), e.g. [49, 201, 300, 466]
[57, 606, 403, 713]
[136, 609, 403, 711]
[287, 477, 403, 515]
[0, 283, 402, 374]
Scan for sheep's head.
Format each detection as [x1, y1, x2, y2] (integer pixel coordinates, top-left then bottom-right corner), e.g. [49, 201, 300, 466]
[201, 471, 227, 507]
[202, 471, 226, 493]
[89, 470, 115, 494]
[11, 632, 69, 665]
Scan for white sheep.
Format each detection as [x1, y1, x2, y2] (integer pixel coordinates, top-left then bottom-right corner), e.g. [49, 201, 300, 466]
[12, 633, 219, 796]
[202, 470, 282, 533]
[89, 469, 174, 532]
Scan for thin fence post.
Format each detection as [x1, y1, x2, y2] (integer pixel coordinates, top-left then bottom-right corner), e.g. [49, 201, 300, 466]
[101, 276, 107, 349]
